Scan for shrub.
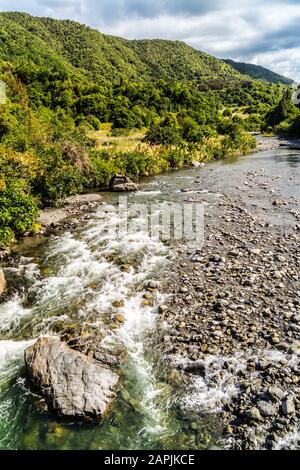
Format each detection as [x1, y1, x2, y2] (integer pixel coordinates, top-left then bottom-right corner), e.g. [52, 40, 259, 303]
[145, 113, 182, 146]
[0, 184, 39, 248]
[33, 164, 85, 205]
[181, 117, 203, 143]
[111, 128, 131, 137]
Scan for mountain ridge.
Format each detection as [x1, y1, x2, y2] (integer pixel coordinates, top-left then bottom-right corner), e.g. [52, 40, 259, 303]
[225, 59, 293, 85]
[0, 12, 293, 87]
[0, 11, 252, 85]
[0, 11, 293, 87]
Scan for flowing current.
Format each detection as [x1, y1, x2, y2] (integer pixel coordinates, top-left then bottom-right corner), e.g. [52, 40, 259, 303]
[0, 147, 299, 450]
[0, 180, 211, 450]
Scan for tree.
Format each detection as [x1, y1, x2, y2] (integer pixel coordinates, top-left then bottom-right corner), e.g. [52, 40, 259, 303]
[145, 113, 182, 146]
[265, 90, 297, 128]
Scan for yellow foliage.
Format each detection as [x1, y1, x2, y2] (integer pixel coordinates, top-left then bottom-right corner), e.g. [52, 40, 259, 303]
[0, 144, 40, 181]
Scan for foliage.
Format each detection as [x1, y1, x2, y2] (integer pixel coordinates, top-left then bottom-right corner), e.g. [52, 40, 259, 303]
[259, 87, 300, 136]
[0, 11, 295, 247]
[224, 59, 294, 85]
[0, 183, 39, 247]
[145, 114, 182, 146]
[264, 90, 298, 129]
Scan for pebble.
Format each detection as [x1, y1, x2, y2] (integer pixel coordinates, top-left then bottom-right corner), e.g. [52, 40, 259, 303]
[282, 398, 296, 416]
[245, 407, 262, 422]
[257, 400, 278, 417]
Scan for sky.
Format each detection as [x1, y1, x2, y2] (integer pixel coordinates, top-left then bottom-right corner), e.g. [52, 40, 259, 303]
[0, 0, 299, 81]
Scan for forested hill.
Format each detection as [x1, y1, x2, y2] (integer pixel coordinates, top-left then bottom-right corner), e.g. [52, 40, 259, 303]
[0, 11, 242, 84]
[224, 59, 294, 85]
[1, 11, 299, 250]
[2, 12, 293, 87]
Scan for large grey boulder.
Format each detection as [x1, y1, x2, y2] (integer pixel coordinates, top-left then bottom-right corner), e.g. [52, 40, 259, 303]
[0, 268, 6, 296]
[25, 336, 119, 420]
[109, 174, 139, 192]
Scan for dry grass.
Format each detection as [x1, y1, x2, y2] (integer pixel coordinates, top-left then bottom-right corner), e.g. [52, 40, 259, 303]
[89, 124, 147, 152]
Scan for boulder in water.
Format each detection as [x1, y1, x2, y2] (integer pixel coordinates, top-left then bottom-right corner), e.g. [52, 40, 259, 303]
[0, 268, 6, 296]
[25, 336, 119, 420]
[109, 174, 139, 192]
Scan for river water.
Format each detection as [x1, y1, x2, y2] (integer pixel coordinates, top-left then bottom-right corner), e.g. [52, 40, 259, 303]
[0, 146, 299, 450]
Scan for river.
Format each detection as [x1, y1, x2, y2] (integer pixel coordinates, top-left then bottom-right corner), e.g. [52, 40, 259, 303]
[0, 145, 299, 450]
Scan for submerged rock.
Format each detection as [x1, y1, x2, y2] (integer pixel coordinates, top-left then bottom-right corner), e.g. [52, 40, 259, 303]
[25, 336, 119, 420]
[0, 268, 6, 296]
[109, 174, 138, 192]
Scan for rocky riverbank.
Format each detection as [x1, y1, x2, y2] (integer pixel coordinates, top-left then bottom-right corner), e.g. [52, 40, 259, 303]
[158, 157, 300, 450]
[256, 135, 300, 152]
[38, 193, 103, 231]
[0, 146, 299, 450]
[0, 175, 138, 260]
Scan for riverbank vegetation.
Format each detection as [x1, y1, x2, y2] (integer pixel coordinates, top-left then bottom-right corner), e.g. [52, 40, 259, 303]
[0, 12, 298, 248]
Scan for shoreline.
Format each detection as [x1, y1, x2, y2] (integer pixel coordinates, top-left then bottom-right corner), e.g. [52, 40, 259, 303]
[256, 134, 300, 152]
[0, 141, 299, 449]
[1, 134, 299, 258]
[38, 193, 104, 230]
[158, 152, 300, 450]
[0, 193, 104, 259]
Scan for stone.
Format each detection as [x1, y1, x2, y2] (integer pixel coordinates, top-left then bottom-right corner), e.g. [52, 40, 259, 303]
[257, 400, 278, 417]
[250, 248, 261, 256]
[290, 342, 300, 355]
[282, 398, 295, 416]
[109, 174, 138, 192]
[183, 361, 206, 376]
[144, 280, 160, 290]
[25, 336, 119, 420]
[93, 349, 119, 367]
[0, 268, 6, 296]
[245, 407, 262, 422]
[267, 385, 285, 401]
[271, 335, 280, 345]
[115, 314, 125, 323]
[112, 300, 125, 308]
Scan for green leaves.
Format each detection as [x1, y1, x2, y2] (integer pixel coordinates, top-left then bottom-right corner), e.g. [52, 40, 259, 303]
[0, 11, 293, 250]
[0, 184, 39, 248]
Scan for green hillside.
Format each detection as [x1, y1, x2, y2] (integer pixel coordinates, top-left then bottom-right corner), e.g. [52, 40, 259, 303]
[0, 12, 296, 249]
[128, 39, 241, 82]
[225, 59, 294, 85]
[0, 12, 241, 84]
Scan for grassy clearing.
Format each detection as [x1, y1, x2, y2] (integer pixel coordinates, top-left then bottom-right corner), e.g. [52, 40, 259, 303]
[90, 125, 146, 152]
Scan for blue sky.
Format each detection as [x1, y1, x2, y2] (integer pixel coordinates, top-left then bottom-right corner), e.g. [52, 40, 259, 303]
[0, 0, 299, 80]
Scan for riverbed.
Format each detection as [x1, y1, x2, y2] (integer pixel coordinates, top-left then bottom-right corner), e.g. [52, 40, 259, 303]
[0, 146, 299, 450]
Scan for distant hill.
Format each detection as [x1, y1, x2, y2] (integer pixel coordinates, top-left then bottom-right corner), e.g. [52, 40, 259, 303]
[0, 12, 242, 84]
[224, 59, 294, 85]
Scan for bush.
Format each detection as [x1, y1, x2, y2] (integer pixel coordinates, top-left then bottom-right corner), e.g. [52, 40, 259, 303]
[90, 152, 117, 187]
[145, 113, 182, 146]
[181, 117, 203, 143]
[33, 164, 85, 205]
[0, 184, 39, 248]
[111, 128, 131, 137]
[0, 227, 15, 248]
